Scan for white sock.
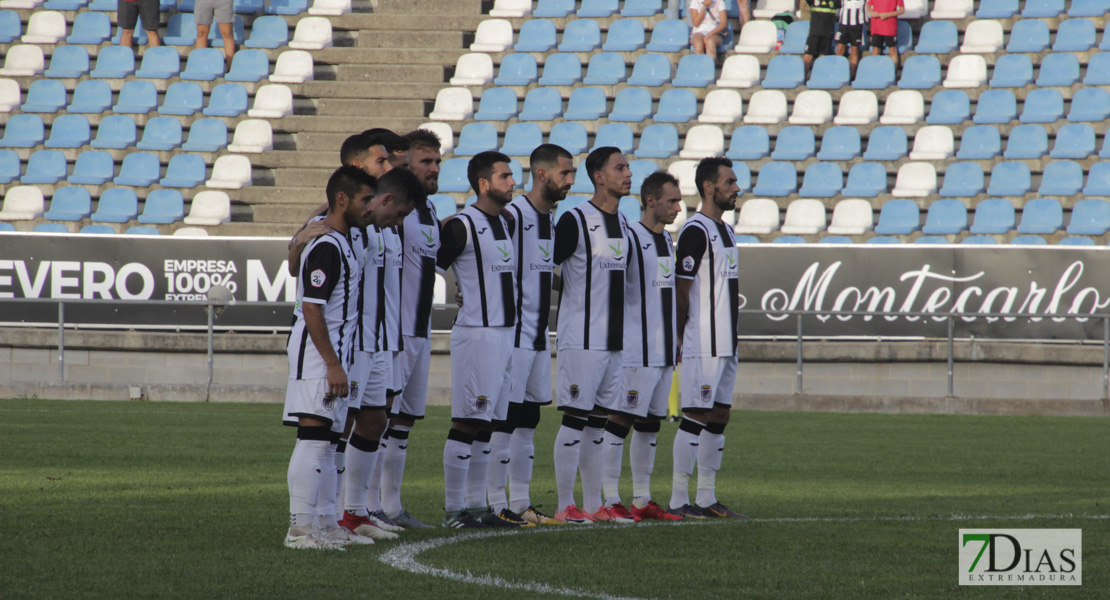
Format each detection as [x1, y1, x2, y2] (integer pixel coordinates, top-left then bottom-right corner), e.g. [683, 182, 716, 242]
[334, 441, 347, 518]
[508, 426, 536, 513]
[579, 422, 606, 514]
[696, 429, 725, 508]
[380, 424, 410, 517]
[342, 434, 378, 516]
[486, 430, 512, 513]
[287, 437, 328, 527]
[553, 420, 585, 510]
[630, 427, 658, 508]
[315, 443, 338, 529]
[670, 418, 704, 510]
[443, 432, 473, 513]
[466, 434, 492, 510]
[366, 438, 385, 513]
[601, 423, 629, 506]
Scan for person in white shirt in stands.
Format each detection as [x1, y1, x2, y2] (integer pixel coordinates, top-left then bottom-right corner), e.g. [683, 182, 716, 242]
[689, 0, 728, 61]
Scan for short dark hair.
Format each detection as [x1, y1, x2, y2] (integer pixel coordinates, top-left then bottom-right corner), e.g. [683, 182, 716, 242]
[467, 151, 512, 194]
[695, 157, 733, 199]
[374, 166, 424, 207]
[404, 128, 442, 153]
[326, 165, 376, 210]
[339, 133, 371, 167]
[529, 143, 573, 170]
[585, 146, 623, 189]
[640, 171, 680, 207]
[363, 128, 409, 154]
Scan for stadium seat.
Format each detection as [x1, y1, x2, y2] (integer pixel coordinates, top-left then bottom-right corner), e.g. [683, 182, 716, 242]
[771, 235, 809, 244]
[1085, 53, 1110, 86]
[581, 53, 627, 86]
[898, 55, 941, 89]
[909, 126, 955, 160]
[1068, 88, 1110, 123]
[654, 89, 696, 123]
[818, 236, 853, 244]
[733, 19, 776, 53]
[627, 53, 672, 87]
[778, 199, 826, 234]
[863, 126, 908, 160]
[913, 236, 949, 244]
[161, 153, 207, 188]
[817, 127, 861, 160]
[428, 194, 457, 218]
[726, 126, 770, 160]
[717, 55, 761, 88]
[944, 55, 987, 88]
[558, 19, 601, 52]
[915, 20, 957, 53]
[454, 123, 498, 156]
[591, 123, 634, 154]
[578, 0, 617, 17]
[873, 199, 921, 235]
[989, 55, 1032, 88]
[879, 90, 924, 125]
[45, 115, 91, 149]
[173, 227, 211, 237]
[621, 0, 661, 16]
[1050, 124, 1096, 159]
[1019, 89, 1064, 123]
[0, 9, 19, 43]
[841, 162, 886, 197]
[830, 90, 876, 126]
[1053, 19, 1096, 52]
[205, 156, 252, 189]
[1023, 0, 1064, 18]
[474, 88, 518, 121]
[976, 0, 1017, 17]
[956, 126, 1002, 160]
[762, 55, 805, 89]
[0, 149, 18, 184]
[779, 21, 808, 55]
[753, 0, 796, 18]
[959, 20, 1003, 53]
[0, 79, 18, 113]
[0, 186, 45, 220]
[1069, 0, 1110, 15]
[1017, 198, 1063, 234]
[490, 0, 531, 17]
[490, 53, 534, 86]
[533, 0, 573, 18]
[68, 151, 114, 185]
[1036, 53, 1080, 88]
[864, 235, 901, 244]
[0, 114, 45, 148]
[627, 159, 657, 195]
[248, 84, 293, 118]
[125, 225, 160, 235]
[90, 188, 139, 222]
[549, 122, 588, 155]
[162, 13, 198, 45]
[798, 163, 843, 198]
[203, 83, 249, 117]
[616, 196, 640, 221]
[113, 152, 161, 186]
[437, 158, 470, 192]
[1038, 160, 1083, 196]
[743, 90, 787, 124]
[228, 120, 273, 153]
[645, 19, 688, 52]
[1005, 19, 1049, 53]
[34, 223, 75, 234]
[44, 187, 93, 221]
[678, 125, 723, 160]
[21, 150, 67, 184]
[827, 199, 874, 234]
[1084, 163, 1110, 197]
[569, 162, 594, 194]
[137, 117, 184, 151]
[609, 88, 653, 122]
[852, 56, 895, 90]
[752, 162, 796, 197]
[113, 81, 157, 114]
[68, 11, 111, 44]
[972, 89, 1017, 124]
[159, 81, 203, 116]
[891, 163, 937, 197]
[635, 124, 679, 159]
[1056, 236, 1096, 246]
[242, 15, 289, 49]
[734, 198, 780, 234]
[808, 56, 849, 89]
[896, 19, 914, 53]
[428, 88, 473, 121]
[138, 190, 186, 224]
[271, 50, 314, 84]
[21, 10, 64, 44]
[500, 123, 542, 157]
[921, 199, 967, 235]
[0, 45, 45, 76]
[937, 162, 984, 197]
[987, 162, 1032, 196]
[417, 123, 452, 155]
[538, 53, 582, 86]
[771, 126, 815, 160]
[21, 79, 66, 113]
[697, 89, 743, 124]
[562, 87, 607, 122]
[603, 19, 646, 52]
[181, 48, 226, 81]
[513, 19, 556, 52]
[225, 49, 270, 83]
[289, 16, 332, 50]
[89, 45, 133, 78]
[969, 198, 1015, 234]
[926, 90, 970, 125]
[134, 46, 181, 80]
[308, 0, 350, 16]
[44, 46, 89, 79]
[673, 54, 715, 88]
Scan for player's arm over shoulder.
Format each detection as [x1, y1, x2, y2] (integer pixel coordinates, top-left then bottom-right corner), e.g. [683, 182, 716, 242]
[553, 210, 580, 265]
[435, 216, 468, 274]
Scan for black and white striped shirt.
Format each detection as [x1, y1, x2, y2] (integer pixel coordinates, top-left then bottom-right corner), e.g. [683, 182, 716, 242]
[355, 225, 385, 353]
[624, 222, 677, 367]
[287, 231, 361, 379]
[399, 199, 440, 338]
[507, 195, 555, 351]
[377, 225, 403, 352]
[839, 0, 868, 26]
[675, 213, 739, 358]
[437, 205, 517, 328]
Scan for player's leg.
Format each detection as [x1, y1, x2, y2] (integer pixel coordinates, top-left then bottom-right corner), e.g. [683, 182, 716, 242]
[584, 352, 633, 522]
[339, 352, 397, 540]
[630, 367, 681, 520]
[669, 358, 710, 518]
[601, 365, 644, 519]
[695, 356, 745, 519]
[510, 349, 559, 523]
[552, 349, 596, 524]
[382, 336, 432, 528]
[284, 378, 346, 549]
[443, 328, 486, 528]
[366, 352, 404, 532]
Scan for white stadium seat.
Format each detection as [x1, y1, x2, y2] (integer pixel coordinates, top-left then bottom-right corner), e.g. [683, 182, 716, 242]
[0, 79, 21, 111]
[470, 19, 514, 52]
[667, 159, 698, 196]
[788, 90, 833, 125]
[0, 186, 46, 220]
[959, 21, 1003, 53]
[834, 90, 879, 125]
[449, 53, 495, 86]
[21, 11, 65, 44]
[908, 126, 955, 160]
[489, 0, 532, 18]
[269, 50, 314, 84]
[679, 124, 725, 159]
[716, 55, 761, 88]
[698, 89, 743, 123]
[733, 20, 777, 53]
[289, 17, 332, 50]
[205, 155, 253, 189]
[891, 162, 938, 197]
[879, 90, 925, 125]
[753, 0, 796, 19]
[780, 199, 828, 235]
[943, 55, 987, 88]
[184, 191, 232, 226]
[827, 199, 874, 235]
[0, 45, 45, 77]
[228, 119, 273, 153]
[428, 87, 474, 121]
[173, 227, 210, 236]
[308, 0, 350, 16]
[930, 0, 973, 19]
[902, 0, 928, 19]
[418, 122, 456, 155]
[247, 84, 293, 118]
[743, 90, 787, 124]
[734, 198, 781, 234]
[0, 0, 42, 9]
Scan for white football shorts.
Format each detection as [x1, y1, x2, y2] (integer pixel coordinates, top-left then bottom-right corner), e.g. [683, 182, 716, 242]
[509, 347, 553, 405]
[450, 325, 514, 422]
[680, 354, 737, 412]
[618, 365, 673, 419]
[555, 348, 622, 413]
[283, 377, 348, 433]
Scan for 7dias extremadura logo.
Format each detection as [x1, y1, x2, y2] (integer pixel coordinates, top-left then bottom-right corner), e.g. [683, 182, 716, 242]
[959, 529, 1081, 586]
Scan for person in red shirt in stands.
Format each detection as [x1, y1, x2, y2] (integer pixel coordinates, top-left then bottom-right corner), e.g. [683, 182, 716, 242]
[867, 0, 904, 70]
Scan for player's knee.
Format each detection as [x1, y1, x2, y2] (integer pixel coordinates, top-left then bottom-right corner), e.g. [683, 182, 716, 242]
[296, 425, 332, 441]
[633, 420, 661, 433]
[510, 402, 541, 429]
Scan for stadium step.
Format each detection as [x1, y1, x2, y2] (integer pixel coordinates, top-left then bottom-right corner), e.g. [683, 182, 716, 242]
[297, 81, 447, 100]
[335, 64, 445, 83]
[312, 47, 470, 65]
[356, 30, 466, 50]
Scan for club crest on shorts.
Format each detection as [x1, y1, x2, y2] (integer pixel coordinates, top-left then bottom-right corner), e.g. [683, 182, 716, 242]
[348, 382, 359, 400]
[625, 390, 639, 408]
[323, 394, 337, 411]
[569, 384, 580, 401]
[700, 385, 713, 403]
[475, 395, 489, 413]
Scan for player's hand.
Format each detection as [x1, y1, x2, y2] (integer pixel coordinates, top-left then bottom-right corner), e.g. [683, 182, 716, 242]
[455, 282, 463, 307]
[296, 220, 331, 248]
[326, 363, 348, 399]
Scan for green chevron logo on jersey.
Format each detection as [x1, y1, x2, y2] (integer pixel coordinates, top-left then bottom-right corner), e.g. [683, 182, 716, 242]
[421, 228, 437, 246]
[726, 250, 737, 268]
[538, 242, 552, 262]
[498, 243, 511, 262]
[660, 258, 673, 278]
[608, 240, 625, 259]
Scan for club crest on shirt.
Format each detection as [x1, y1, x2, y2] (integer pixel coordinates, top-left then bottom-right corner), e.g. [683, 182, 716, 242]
[624, 390, 639, 408]
[310, 269, 326, 287]
[569, 384, 580, 400]
[348, 382, 359, 400]
[475, 395, 489, 413]
[700, 385, 713, 403]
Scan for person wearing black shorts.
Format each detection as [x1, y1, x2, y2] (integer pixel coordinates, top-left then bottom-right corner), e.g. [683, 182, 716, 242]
[835, 0, 867, 79]
[117, 0, 162, 50]
[803, 0, 841, 77]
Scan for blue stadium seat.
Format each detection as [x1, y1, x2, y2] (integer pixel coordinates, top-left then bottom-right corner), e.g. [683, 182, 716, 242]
[473, 88, 518, 121]
[653, 89, 696, 123]
[162, 13, 197, 45]
[1053, 19, 1096, 52]
[1017, 198, 1063, 234]
[45, 187, 93, 221]
[922, 199, 967, 234]
[113, 81, 158, 114]
[603, 19, 645, 51]
[0, 150, 18, 184]
[645, 19, 688, 52]
[558, 19, 601, 52]
[578, 0, 617, 17]
[161, 154, 207, 188]
[621, 0, 662, 16]
[914, 20, 957, 54]
[33, 224, 71, 234]
[842, 162, 888, 197]
[591, 123, 634, 153]
[182, 118, 228, 152]
[203, 83, 248, 117]
[66, 11, 111, 44]
[913, 236, 948, 244]
[22, 150, 67, 185]
[1006, 19, 1049, 53]
[898, 56, 941, 89]
[733, 163, 751, 193]
[137, 190, 185, 224]
[771, 235, 807, 244]
[1085, 162, 1110, 197]
[244, 15, 288, 48]
[538, 53, 582, 86]
[798, 163, 843, 197]
[807, 56, 849, 89]
[556, 196, 590, 219]
[44, 46, 90, 79]
[0, 10, 21, 44]
[1003, 125, 1048, 159]
[180, 48, 226, 81]
[752, 162, 797, 197]
[976, 0, 1018, 17]
[206, 16, 245, 44]
[88, 0, 116, 10]
[436, 158, 470, 192]
[1056, 236, 1096, 246]
[852, 55, 895, 89]
[634, 124, 678, 159]
[771, 126, 815, 160]
[726, 126, 770, 160]
[534, 0, 573, 17]
[429, 195, 457, 219]
[627, 53, 672, 87]
[519, 87, 563, 121]
[873, 199, 920, 235]
[125, 225, 161, 235]
[234, 0, 263, 13]
[500, 123, 542, 156]
[45, 115, 91, 149]
[816, 127, 861, 161]
[818, 236, 854, 244]
[91, 188, 139, 222]
[69, 151, 115, 185]
[926, 90, 970, 125]
[563, 87, 607, 121]
[672, 54, 715, 87]
[114, 153, 161, 186]
[583, 53, 627, 85]
[1085, 53, 1110, 85]
[1069, 0, 1110, 15]
[1068, 88, 1110, 123]
[225, 49, 270, 82]
[548, 122, 588, 155]
[570, 162, 594, 194]
[135, 46, 181, 79]
[863, 126, 908, 161]
[494, 53, 538, 86]
[896, 20, 913, 54]
[989, 54, 1033, 88]
[0, 115, 45, 148]
[972, 89, 1017, 124]
[609, 87, 653, 122]
[265, 0, 307, 14]
[453, 122, 499, 156]
[1020, 90, 1064, 123]
[67, 81, 112, 115]
[514, 19, 556, 52]
[159, 81, 203, 116]
[937, 162, 984, 197]
[735, 235, 760, 244]
[762, 55, 805, 89]
[21, 80, 67, 113]
[627, 159, 657, 195]
[111, 18, 149, 45]
[1023, 0, 1064, 18]
[779, 21, 808, 54]
[1036, 53, 1080, 88]
[617, 196, 641, 220]
[969, 198, 1015, 234]
[136, 117, 183, 151]
[956, 126, 1002, 159]
[1038, 160, 1083, 196]
[1051, 124, 1096, 159]
[987, 162, 1032, 196]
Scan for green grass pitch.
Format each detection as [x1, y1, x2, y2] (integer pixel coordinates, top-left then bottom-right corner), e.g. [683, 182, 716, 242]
[0, 398, 1106, 599]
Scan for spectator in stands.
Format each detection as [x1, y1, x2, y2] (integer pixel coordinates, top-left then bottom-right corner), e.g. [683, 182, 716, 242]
[689, 0, 728, 61]
[867, 0, 904, 70]
[803, 0, 841, 76]
[734, 0, 751, 31]
[117, 0, 162, 49]
[835, 0, 867, 79]
[196, 0, 236, 64]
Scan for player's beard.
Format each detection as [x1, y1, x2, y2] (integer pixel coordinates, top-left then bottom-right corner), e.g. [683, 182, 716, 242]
[714, 190, 736, 212]
[489, 186, 514, 207]
[544, 178, 570, 203]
